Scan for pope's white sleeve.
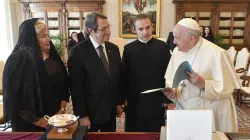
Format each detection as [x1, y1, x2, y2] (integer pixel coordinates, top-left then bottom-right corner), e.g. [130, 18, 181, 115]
[201, 51, 240, 100]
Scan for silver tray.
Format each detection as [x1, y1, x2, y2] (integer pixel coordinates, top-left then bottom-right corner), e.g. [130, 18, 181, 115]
[44, 114, 79, 132]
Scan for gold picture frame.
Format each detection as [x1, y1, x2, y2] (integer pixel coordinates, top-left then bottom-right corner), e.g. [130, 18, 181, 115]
[119, 0, 160, 38]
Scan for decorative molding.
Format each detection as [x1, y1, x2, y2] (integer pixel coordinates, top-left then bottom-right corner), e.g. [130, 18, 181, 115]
[23, 3, 31, 19]
[19, 0, 105, 4]
[19, 0, 105, 12]
[18, 0, 65, 3]
[212, 3, 219, 15]
[175, 3, 183, 15]
[172, 0, 249, 4]
[11, 0, 19, 3]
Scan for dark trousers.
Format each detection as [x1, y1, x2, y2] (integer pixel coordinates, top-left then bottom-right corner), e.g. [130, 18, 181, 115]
[88, 114, 116, 132]
[125, 114, 164, 132]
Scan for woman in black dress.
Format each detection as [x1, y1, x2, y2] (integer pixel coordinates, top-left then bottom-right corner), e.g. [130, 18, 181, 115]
[3, 18, 70, 132]
[204, 26, 215, 43]
[67, 32, 78, 53]
[199, 25, 205, 37]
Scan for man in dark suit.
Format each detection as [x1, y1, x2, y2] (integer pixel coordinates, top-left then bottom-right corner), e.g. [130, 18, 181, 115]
[77, 30, 86, 43]
[68, 12, 124, 132]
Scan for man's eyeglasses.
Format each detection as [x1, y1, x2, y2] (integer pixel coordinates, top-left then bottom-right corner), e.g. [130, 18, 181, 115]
[97, 24, 112, 32]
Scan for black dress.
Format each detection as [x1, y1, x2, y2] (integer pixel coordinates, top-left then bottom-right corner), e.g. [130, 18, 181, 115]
[77, 32, 85, 43]
[67, 39, 78, 53]
[204, 35, 214, 43]
[6, 55, 70, 132]
[42, 57, 69, 116]
[166, 32, 176, 51]
[3, 18, 70, 132]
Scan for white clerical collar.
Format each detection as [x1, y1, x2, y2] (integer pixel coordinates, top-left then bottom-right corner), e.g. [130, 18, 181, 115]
[186, 37, 202, 55]
[90, 35, 105, 49]
[138, 36, 153, 43]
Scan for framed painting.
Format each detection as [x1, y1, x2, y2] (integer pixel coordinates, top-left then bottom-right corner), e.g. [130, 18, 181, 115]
[119, 0, 160, 38]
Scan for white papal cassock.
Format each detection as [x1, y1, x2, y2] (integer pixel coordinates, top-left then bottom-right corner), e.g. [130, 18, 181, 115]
[165, 37, 240, 132]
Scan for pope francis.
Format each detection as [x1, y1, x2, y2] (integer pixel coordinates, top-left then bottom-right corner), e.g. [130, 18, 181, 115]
[163, 18, 240, 132]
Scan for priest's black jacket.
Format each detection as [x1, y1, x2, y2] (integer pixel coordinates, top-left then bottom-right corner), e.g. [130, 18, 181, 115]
[77, 32, 85, 43]
[122, 38, 172, 119]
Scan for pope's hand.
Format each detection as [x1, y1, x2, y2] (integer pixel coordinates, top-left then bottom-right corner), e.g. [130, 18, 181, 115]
[79, 116, 91, 129]
[162, 88, 176, 99]
[185, 71, 205, 89]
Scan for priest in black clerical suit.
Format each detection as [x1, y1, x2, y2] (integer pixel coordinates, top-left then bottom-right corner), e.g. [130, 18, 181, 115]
[77, 31, 85, 43]
[166, 32, 176, 51]
[68, 12, 124, 132]
[122, 14, 172, 132]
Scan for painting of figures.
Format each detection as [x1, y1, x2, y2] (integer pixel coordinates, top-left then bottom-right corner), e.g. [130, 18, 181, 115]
[120, 0, 160, 38]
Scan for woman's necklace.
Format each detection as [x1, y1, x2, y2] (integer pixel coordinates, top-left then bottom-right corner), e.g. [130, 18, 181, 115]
[41, 50, 50, 61]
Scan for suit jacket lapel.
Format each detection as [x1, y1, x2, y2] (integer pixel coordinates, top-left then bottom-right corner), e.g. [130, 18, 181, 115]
[85, 38, 101, 60]
[86, 39, 111, 78]
[105, 42, 112, 65]
[105, 42, 112, 79]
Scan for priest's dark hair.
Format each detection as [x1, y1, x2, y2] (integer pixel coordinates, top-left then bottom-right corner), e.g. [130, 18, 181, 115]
[133, 14, 152, 28]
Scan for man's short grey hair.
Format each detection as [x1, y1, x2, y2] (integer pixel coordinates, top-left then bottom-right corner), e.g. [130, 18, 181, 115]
[183, 27, 200, 39]
[85, 12, 107, 34]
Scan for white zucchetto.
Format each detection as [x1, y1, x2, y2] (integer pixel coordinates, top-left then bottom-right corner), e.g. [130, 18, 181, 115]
[177, 18, 200, 31]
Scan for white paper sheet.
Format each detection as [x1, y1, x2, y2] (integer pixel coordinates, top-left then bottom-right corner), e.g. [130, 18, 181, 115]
[141, 87, 170, 94]
[141, 61, 192, 94]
